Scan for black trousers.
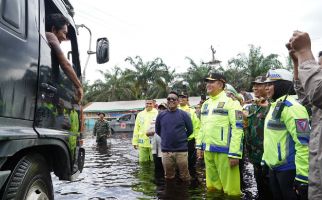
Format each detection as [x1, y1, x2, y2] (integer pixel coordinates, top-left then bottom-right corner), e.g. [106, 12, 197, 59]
[269, 169, 297, 200]
[253, 164, 273, 200]
[153, 154, 164, 178]
[188, 139, 196, 177]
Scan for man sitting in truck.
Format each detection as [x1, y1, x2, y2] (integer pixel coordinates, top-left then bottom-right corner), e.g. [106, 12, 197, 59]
[45, 13, 83, 103]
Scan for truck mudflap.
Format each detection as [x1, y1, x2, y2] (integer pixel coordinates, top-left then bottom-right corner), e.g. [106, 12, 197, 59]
[77, 147, 85, 173]
[69, 146, 85, 181]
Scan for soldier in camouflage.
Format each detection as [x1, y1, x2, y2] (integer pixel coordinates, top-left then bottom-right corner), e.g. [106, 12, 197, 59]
[93, 112, 110, 145]
[244, 76, 273, 200]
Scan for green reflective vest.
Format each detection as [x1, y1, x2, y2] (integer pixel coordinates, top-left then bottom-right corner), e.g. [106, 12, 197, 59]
[262, 95, 310, 183]
[178, 104, 200, 141]
[196, 91, 244, 159]
[132, 108, 158, 148]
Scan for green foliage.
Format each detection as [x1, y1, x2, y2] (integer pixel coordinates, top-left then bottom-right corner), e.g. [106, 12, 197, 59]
[83, 45, 287, 103]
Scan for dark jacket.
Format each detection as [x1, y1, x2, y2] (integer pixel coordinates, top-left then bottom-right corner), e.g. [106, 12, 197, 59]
[156, 109, 193, 152]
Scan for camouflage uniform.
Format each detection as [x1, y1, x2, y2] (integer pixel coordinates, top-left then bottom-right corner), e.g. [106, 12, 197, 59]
[93, 119, 110, 145]
[245, 104, 272, 199]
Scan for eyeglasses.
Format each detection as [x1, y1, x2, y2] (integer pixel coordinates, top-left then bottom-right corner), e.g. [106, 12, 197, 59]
[167, 97, 178, 101]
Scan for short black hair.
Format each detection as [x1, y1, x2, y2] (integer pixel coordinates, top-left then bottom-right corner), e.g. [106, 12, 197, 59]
[319, 51, 322, 58]
[45, 13, 69, 32]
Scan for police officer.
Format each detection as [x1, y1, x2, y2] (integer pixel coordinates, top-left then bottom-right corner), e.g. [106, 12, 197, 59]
[262, 69, 309, 200]
[93, 112, 110, 145]
[132, 99, 158, 162]
[244, 76, 273, 199]
[196, 72, 244, 196]
[178, 91, 200, 178]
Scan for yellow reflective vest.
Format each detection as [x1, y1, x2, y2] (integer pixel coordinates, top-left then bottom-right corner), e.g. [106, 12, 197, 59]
[178, 104, 200, 141]
[196, 91, 244, 159]
[262, 95, 309, 183]
[132, 108, 158, 148]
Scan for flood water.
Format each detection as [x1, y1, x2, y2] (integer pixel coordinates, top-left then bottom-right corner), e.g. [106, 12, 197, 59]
[53, 131, 257, 200]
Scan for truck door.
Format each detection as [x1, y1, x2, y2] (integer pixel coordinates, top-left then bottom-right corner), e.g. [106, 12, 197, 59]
[35, 0, 81, 137]
[0, 0, 39, 121]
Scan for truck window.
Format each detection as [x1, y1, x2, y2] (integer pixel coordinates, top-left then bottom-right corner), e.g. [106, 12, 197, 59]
[0, 0, 26, 37]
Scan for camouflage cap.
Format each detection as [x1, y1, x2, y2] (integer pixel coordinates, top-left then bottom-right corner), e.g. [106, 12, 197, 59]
[252, 76, 267, 84]
[97, 112, 106, 117]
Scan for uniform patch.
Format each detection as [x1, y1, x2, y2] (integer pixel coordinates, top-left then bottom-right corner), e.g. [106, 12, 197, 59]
[217, 102, 225, 108]
[235, 110, 243, 120]
[295, 119, 310, 133]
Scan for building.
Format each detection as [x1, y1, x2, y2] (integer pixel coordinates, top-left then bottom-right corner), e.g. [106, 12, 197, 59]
[83, 96, 202, 128]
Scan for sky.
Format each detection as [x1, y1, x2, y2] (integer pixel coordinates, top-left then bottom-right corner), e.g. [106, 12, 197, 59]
[67, 0, 322, 83]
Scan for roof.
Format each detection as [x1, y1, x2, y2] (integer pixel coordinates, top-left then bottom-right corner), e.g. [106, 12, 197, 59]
[83, 96, 203, 113]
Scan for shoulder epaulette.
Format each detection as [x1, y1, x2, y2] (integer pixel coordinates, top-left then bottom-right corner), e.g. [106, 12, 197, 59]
[284, 100, 293, 107]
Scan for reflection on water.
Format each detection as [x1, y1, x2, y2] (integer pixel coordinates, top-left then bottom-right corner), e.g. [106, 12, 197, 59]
[53, 131, 257, 200]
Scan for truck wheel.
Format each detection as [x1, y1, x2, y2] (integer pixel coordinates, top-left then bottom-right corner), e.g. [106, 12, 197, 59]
[1, 154, 53, 200]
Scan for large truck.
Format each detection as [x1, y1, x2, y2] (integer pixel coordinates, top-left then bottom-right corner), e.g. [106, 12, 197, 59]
[0, 0, 108, 199]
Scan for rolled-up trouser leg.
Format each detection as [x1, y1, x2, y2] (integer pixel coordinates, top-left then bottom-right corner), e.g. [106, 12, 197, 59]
[139, 147, 153, 162]
[204, 151, 241, 196]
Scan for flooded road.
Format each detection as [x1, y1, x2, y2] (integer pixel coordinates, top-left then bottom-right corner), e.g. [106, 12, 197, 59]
[53, 132, 257, 200]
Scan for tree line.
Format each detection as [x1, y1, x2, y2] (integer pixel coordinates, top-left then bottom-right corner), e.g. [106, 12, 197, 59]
[83, 45, 292, 104]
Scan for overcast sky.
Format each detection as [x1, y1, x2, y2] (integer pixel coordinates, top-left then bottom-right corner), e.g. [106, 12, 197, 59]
[68, 0, 322, 83]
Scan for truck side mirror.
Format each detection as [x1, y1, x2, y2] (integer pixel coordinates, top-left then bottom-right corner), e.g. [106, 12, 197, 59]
[96, 37, 109, 64]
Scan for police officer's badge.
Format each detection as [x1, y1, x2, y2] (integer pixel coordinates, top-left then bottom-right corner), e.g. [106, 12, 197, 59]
[217, 102, 225, 108]
[295, 119, 310, 133]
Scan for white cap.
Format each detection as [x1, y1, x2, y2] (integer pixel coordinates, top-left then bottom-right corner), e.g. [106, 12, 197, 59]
[265, 69, 293, 82]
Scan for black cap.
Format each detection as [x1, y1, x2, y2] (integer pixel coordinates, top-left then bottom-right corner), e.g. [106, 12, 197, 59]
[158, 102, 168, 109]
[178, 91, 189, 98]
[97, 112, 106, 117]
[204, 72, 226, 83]
[252, 76, 266, 84]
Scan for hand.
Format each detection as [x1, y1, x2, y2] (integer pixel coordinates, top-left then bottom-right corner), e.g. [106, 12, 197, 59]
[197, 149, 204, 160]
[133, 145, 138, 149]
[229, 158, 239, 167]
[293, 180, 308, 199]
[75, 87, 84, 104]
[146, 132, 155, 136]
[287, 31, 314, 64]
[288, 31, 311, 54]
[257, 99, 269, 107]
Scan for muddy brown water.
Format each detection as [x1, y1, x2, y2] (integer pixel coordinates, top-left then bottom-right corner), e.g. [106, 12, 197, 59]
[53, 132, 257, 200]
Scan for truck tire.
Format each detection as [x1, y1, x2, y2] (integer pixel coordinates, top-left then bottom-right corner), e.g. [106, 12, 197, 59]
[1, 154, 54, 200]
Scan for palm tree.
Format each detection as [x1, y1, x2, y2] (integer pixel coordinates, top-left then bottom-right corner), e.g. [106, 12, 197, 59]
[179, 57, 212, 96]
[125, 56, 175, 99]
[228, 45, 282, 90]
